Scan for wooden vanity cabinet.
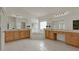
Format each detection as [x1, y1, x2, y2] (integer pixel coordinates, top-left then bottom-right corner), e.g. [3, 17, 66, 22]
[49, 31, 57, 40]
[26, 30, 30, 38]
[5, 30, 30, 42]
[19, 30, 30, 39]
[14, 31, 20, 40]
[45, 29, 79, 47]
[19, 31, 27, 39]
[5, 31, 14, 42]
[65, 32, 79, 47]
[45, 30, 50, 39]
[45, 30, 56, 40]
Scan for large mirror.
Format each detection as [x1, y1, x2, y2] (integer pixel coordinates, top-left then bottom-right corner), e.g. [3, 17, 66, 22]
[7, 17, 16, 29]
[21, 22, 26, 29]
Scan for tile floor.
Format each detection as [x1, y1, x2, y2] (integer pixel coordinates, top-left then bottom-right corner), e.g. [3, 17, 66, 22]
[4, 39, 79, 51]
[4, 33, 79, 51]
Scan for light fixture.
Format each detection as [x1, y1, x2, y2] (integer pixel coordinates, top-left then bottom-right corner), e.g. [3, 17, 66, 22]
[54, 8, 69, 17]
[11, 14, 16, 17]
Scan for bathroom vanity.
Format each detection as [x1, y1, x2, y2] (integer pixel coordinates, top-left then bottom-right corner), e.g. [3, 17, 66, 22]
[5, 29, 30, 42]
[45, 29, 79, 47]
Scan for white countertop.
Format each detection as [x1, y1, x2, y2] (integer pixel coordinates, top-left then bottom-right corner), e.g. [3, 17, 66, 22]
[4, 29, 31, 31]
[45, 29, 79, 33]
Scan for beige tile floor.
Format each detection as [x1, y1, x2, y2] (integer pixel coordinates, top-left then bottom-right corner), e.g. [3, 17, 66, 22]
[4, 39, 79, 51]
[4, 33, 79, 51]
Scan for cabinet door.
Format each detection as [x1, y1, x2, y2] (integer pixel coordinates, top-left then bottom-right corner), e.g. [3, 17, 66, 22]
[48, 31, 50, 39]
[65, 33, 71, 43]
[45, 30, 49, 39]
[26, 30, 30, 38]
[71, 33, 79, 47]
[14, 31, 20, 40]
[5, 31, 14, 42]
[19, 31, 26, 39]
[65, 32, 79, 47]
[49, 32, 57, 40]
[65, 33, 74, 44]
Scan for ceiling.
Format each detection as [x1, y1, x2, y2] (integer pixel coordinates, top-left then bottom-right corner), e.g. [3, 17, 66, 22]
[3, 7, 79, 19]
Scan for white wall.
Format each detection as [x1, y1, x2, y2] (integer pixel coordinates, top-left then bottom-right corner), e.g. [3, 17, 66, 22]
[64, 18, 79, 32]
[0, 8, 9, 50]
[0, 8, 1, 50]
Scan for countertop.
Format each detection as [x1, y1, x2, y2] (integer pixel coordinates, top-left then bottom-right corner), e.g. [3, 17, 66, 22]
[44, 28, 79, 33]
[4, 29, 31, 31]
